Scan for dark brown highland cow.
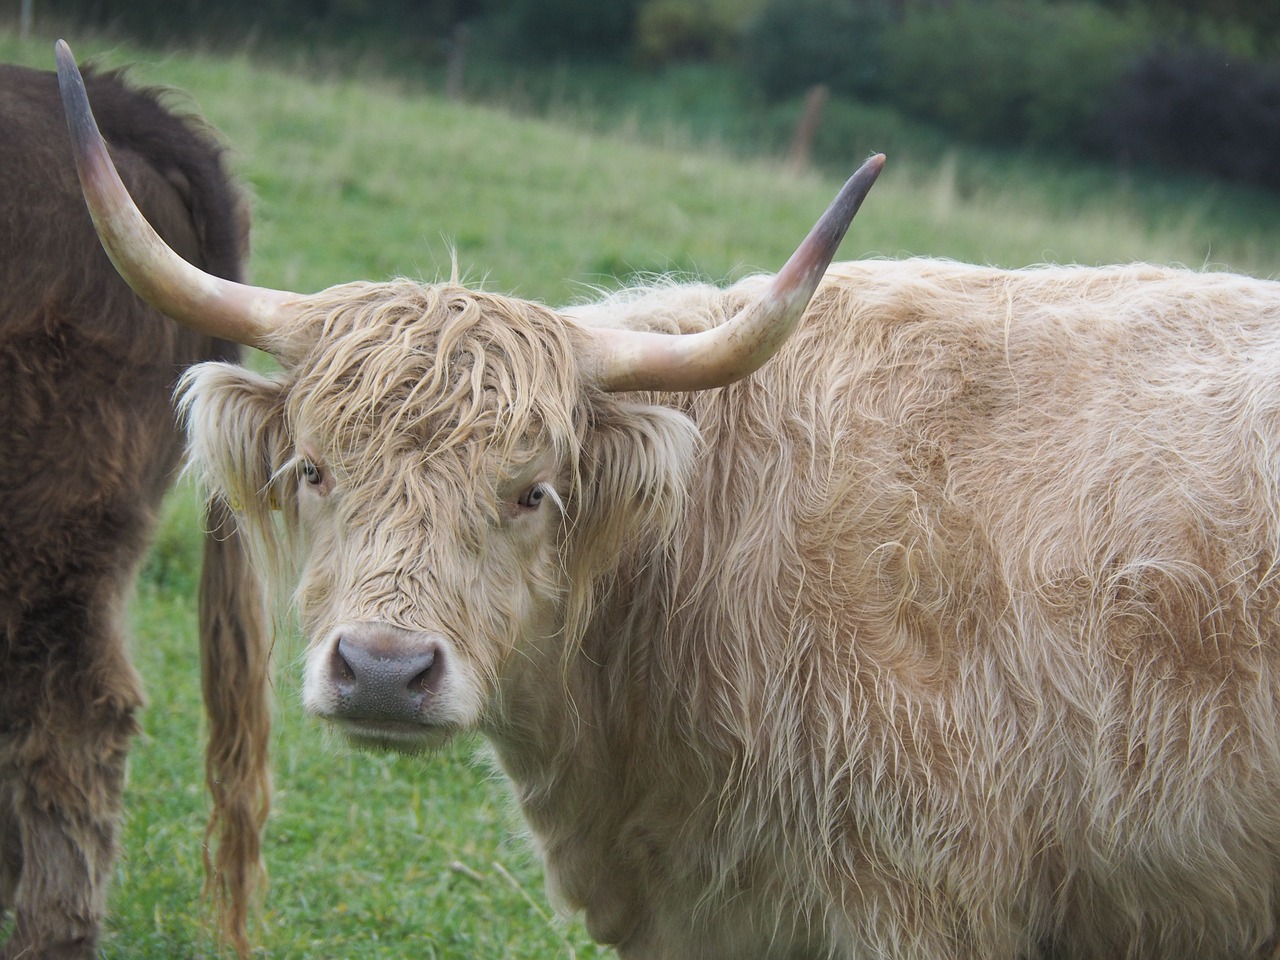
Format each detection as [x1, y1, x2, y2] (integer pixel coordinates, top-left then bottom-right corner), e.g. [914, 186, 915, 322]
[0, 62, 269, 958]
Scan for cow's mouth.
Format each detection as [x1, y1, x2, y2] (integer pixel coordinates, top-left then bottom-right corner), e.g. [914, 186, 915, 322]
[332, 716, 457, 754]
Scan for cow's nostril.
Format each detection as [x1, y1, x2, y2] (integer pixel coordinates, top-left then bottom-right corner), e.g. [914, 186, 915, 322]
[330, 643, 357, 688]
[408, 648, 439, 696]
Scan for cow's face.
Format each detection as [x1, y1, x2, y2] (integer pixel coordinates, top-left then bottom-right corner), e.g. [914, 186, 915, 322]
[183, 280, 698, 752]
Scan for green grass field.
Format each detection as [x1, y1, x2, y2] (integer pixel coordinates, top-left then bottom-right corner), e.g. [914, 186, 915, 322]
[3, 23, 1280, 959]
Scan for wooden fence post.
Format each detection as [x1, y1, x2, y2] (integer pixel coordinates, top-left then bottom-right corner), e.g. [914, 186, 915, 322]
[787, 84, 829, 173]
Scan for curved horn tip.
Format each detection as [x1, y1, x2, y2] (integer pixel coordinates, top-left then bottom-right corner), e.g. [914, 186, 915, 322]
[848, 153, 886, 205]
[587, 153, 887, 394]
[54, 39, 81, 88]
[771, 151, 885, 298]
[825, 152, 886, 238]
[55, 41, 99, 155]
[841, 153, 886, 206]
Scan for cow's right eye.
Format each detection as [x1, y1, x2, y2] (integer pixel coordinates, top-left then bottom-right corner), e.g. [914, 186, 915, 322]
[301, 460, 323, 486]
[517, 484, 546, 509]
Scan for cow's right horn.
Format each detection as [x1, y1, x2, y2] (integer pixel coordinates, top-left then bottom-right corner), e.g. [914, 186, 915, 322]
[55, 40, 302, 356]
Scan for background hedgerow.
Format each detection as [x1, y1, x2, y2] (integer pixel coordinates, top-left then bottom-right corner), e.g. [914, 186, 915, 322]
[1091, 46, 1280, 191]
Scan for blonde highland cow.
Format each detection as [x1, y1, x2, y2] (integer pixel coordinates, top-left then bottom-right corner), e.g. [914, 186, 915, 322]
[57, 38, 1280, 960]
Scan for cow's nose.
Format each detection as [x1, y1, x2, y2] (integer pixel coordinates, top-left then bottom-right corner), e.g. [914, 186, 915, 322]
[327, 626, 444, 723]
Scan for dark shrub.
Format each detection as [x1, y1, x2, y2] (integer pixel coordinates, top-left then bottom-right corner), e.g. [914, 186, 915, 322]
[743, 0, 895, 100]
[499, 0, 642, 58]
[1093, 47, 1280, 191]
[883, 0, 1147, 146]
[635, 0, 740, 65]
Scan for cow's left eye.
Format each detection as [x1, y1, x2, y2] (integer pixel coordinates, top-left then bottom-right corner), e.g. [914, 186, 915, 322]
[301, 460, 323, 486]
[517, 484, 546, 509]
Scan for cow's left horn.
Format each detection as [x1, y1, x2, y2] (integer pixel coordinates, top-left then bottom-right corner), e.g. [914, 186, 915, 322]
[585, 153, 884, 393]
[55, 40, 301, 356]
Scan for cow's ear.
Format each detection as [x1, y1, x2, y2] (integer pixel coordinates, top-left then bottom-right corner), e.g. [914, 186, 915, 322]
[576, 399, 700, 559]
[178, 362, 292, 525]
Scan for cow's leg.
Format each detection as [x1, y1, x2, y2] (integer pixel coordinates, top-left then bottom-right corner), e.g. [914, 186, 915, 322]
[0, 773, 20, 920]
[0, 605, 143, 960]
[0, 701, 141, 960]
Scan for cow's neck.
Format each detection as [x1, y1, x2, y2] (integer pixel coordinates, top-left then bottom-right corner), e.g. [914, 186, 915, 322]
[483, 548, 707, 947]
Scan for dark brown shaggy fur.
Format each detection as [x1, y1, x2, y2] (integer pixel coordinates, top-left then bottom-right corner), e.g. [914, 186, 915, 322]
[0, 63, 268, 959]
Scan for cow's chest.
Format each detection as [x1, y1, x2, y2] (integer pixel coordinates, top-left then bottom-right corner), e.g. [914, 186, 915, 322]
[517, 777, 826, 959]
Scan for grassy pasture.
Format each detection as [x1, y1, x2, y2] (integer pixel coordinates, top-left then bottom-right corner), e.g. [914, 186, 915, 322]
[3, 24, 1280, 959]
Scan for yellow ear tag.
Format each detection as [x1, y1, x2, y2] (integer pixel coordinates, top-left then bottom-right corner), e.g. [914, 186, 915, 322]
[228, 496, 244, 512]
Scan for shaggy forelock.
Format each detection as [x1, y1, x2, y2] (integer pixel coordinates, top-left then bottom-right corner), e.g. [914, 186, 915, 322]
[285, 280, 587, 485]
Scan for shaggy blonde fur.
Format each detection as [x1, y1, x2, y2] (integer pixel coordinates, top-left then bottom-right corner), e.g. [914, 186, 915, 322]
[183, 258, 1280, 959]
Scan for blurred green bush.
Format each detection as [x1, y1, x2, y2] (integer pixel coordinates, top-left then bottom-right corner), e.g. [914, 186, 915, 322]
[742, 0, 894, 100]
[882, 0, 1148, 146]
[635, 0, 741, 65]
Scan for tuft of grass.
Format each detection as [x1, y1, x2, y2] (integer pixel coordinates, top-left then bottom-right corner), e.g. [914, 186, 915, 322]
[2, 21, 1279, 960]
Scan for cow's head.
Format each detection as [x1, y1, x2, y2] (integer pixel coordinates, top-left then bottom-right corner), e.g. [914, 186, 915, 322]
[56, 40, 882, 752]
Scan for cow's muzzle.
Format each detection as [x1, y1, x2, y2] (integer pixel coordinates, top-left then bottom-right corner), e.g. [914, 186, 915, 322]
[319, 623, 446, 727]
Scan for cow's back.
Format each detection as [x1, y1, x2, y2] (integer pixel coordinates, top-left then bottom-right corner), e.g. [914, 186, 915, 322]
[0, 64, 243, 620]
[577, 258, 1280, 958]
